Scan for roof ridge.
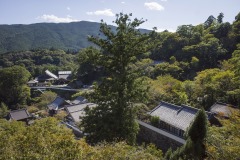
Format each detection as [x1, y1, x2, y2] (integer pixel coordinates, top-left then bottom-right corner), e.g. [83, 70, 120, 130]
[161, 101, 182, 109]
[181, 105, 199, 111]
[10, 108, 28, 113]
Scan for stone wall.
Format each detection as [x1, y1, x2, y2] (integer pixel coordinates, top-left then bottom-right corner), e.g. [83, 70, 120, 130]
[137, 120, 185, 153]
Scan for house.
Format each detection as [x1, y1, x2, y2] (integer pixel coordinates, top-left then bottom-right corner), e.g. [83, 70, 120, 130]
[149, 101, 211, 138]
[27, 79, 38, 87]
[47, 96, 71, 114]
[210, 102, 237, 118]
[57, 71, 72, 84]
[65, 103, 97, 123]
[71, 96, 88, 105]
[33, 70, 59, 86]
[7, 109, 32, 124]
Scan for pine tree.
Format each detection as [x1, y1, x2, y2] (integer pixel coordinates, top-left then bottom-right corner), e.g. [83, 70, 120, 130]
[170, 108, 207, 160]
[81, 13, 156, 144]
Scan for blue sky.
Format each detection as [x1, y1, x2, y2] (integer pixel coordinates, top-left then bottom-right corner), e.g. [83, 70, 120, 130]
[0, 0, 239, 32]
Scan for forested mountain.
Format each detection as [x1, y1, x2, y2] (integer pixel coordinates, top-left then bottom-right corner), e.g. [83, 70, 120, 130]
[0, 21, 102, 53]
[0, 21, 150, 54]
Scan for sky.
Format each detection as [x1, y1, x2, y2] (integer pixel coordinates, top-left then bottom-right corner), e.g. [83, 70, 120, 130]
[0, 0, 240, 32]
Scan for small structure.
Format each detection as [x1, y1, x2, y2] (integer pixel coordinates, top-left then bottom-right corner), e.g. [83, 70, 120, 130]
[35, 70, 58, 85]
[71, 96, 88, 105]
[65, 103, 96, 123]
[7, 109, 32, 123]
[210, 102, 237, 118]
[150, 101, 205, 138]
[47, 96, 71, 114]
[58, 71, 72, 81]
[27, 79, 38, 87]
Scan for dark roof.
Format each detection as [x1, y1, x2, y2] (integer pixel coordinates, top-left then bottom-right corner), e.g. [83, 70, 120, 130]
[150, 101, 199, 131]
[71, 96, 88, 105]
[66, 103, 96, 122]
[8, 109, 31, 121]
[36, 70, 58, 81]
[47, 96, 70, 110]
[210, 102, 236, 118]
[36, 74, 55, 81]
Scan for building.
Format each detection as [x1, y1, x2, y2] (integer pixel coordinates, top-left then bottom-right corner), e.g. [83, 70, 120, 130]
[58, 71, 72, 84]
[47, 96, 71, 114]
[36, 70, 59, 84]
[27, 80, 38, 87]
[65, 103, 96, 123]
[7, 109, 32, 124]
[71, 96, 88, 105]
[210, 102, 237, 118]
[149, 101, 210, 138]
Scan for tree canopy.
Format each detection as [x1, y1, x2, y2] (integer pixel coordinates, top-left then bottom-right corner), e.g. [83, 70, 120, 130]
[81, 13, 156, 144]
[0, 66, 31, 109]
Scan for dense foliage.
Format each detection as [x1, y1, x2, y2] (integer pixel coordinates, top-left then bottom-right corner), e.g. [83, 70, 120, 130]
[0, 49, 78, 77]
[166, 109, 208, 160]
[207, 111, 240, 159]
[0, 21, 101, 53]
[0, 66, 31, 109]
[81, 13, 156, 144]
[0, 117, 163, 159]
[0, 21, 150, 54]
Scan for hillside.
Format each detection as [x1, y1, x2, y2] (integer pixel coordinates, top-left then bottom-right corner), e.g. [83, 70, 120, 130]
[0, 21, 99, 53]
[0, 21, 150, 54]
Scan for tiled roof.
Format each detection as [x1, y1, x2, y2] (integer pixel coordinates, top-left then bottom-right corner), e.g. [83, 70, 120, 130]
[71, 96, 88, 105]
[36, 74, 55, 81]
[66, 103, 96, 122]
[47, 96, 67, 110]
[150, 101, 199, 131]
[9, 109, 31, 121]
[210, 102, 236, 117]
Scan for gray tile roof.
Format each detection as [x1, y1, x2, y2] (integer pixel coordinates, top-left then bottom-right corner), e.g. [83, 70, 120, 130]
[71, 96, 88, 105]
[66, 103, 96, 122]
[47, 96, 69, 110]
[210, 102, 236, 117]
[150, 101, 199, 131]
[9, 109, 31, 121]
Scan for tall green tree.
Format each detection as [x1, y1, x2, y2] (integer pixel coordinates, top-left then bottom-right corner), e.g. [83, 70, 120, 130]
[167, 109, 208, 160]
[77, 47, 102, 84]
[81, 13, 156, 144]
[217, 12, 224, 24]
[0, 66, 31, 109]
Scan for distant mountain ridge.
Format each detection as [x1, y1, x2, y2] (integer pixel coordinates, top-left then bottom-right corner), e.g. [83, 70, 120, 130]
[0, 21, 151, 54]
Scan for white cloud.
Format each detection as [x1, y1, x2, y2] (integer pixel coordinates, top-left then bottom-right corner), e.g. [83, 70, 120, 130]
[86, 9, 114, 17]
[161, 0, 167, 1]
[37, 14, 79, 23]
[67, 7, 71, 11]
[144, 2, 164, 11]
[121, 1, 125, 4]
